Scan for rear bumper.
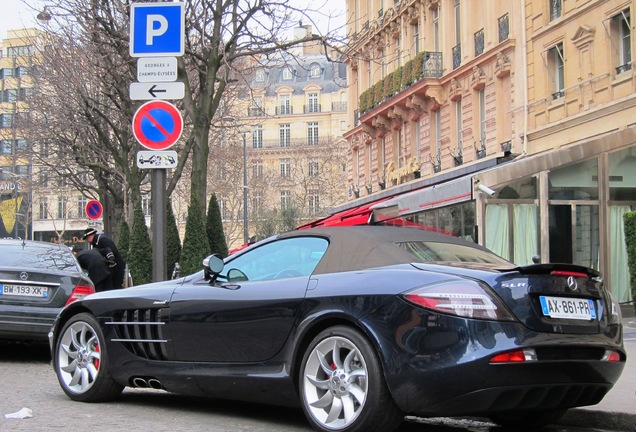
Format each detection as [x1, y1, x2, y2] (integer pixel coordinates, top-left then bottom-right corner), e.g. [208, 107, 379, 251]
[0, 306, 61, 341]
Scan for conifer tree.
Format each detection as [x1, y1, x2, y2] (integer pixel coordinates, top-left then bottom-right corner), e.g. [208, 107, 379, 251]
[180, 196, 210, 276]
[167, 200, 182, 278]
[117, 219, 130, 264]
[206, 193, 229, 258]
[128, 205, 152, 285]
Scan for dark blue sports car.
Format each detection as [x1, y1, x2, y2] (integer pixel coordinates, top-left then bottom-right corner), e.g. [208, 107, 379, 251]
[49, 226, 625, 432]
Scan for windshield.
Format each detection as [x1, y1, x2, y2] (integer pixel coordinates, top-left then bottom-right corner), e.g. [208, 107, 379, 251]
[397, 241, 511, 265]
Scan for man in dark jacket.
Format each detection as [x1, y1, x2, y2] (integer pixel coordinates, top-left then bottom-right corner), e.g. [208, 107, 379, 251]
[83, 227, 127, 289]
[73, 247, 114, 292]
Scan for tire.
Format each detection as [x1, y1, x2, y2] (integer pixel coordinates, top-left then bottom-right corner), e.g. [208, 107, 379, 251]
[299, 326, 403, 432]
[489, 408, 567, 429]
[53, 312, 124, 402]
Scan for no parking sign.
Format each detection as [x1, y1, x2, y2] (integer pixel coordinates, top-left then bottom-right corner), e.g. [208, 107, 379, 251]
[85, 200, 103, 220]
[132, 100, 183, 150]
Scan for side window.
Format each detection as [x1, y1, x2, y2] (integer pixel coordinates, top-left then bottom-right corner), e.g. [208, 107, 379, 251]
[224, 237, 328, 282]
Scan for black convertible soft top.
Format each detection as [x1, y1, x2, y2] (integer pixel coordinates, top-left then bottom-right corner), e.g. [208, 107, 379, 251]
[276, 225, 501, 275]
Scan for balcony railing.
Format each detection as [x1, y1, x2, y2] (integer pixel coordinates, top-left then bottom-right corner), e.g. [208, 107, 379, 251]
[303, 104, 321, 113]
[358, 51, 443, 114]
[248, 107, 266, 116]
[275, 106, 293, 115]
[332, 101, 347, 112]
[474, 29, 484, 56]
[251, 136, 337, 149]
[452, 44, 461, 69]
[498, 14, 509, 43]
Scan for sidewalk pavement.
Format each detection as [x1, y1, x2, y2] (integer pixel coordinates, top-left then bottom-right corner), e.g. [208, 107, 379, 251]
[557, 317, 636, 431]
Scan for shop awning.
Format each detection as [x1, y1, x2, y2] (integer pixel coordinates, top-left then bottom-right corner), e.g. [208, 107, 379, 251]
[296, 197, 390, 229]
[371, 175, 473, 217]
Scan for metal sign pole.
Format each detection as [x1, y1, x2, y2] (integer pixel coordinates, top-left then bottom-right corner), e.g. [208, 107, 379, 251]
[151, 168, 167, 281]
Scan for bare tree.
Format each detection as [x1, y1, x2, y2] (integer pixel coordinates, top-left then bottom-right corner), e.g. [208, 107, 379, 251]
[27, 0, 346, 239]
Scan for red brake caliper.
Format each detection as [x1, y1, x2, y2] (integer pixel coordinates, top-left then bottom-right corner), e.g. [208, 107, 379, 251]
[94, 344, 100, 370]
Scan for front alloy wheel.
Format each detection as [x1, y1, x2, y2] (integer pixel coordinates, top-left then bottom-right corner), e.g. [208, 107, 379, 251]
[300, 326, 402, 432]
[54, 313, 123, 402]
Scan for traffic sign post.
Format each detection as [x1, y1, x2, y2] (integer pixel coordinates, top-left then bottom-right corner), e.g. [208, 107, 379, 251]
[132, 100, 183, 150]
[85, 200, 103, 220]
[130, 2, 186, 283]
[130, 2, 185, 57]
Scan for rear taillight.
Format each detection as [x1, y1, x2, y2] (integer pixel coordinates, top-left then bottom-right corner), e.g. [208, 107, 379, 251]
[550, 270, 588, 278]
[601, 350, 622, 362]
[490, 349, 537, 363]
[403, 280, 515, 321]
[65, 284, 95, 306]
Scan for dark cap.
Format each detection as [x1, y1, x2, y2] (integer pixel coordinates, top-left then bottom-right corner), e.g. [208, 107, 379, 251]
[82, 228, 97, 239]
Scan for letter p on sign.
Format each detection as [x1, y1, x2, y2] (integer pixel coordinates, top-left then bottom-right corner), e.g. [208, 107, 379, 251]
[147, 14, 169, 45]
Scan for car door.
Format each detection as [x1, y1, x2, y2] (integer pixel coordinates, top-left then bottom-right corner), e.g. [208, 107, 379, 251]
[168, 236, 328, 362]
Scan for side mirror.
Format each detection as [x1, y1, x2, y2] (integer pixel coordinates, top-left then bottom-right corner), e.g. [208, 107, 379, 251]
[203, 254, 224, 281]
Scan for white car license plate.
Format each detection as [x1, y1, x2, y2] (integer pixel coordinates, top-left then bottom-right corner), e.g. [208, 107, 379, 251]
[0, 284, 48, 298]
[540, 296, 596, 320]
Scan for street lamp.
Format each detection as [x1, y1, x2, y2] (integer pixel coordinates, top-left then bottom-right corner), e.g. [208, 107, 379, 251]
[221, 117, 250, 244]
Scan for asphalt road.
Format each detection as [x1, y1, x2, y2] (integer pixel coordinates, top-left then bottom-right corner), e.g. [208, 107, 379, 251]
[0, 341, 626, 432]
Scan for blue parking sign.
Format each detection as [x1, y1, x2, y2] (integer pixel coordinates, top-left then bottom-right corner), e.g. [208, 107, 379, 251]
[130, 2, 184, 57]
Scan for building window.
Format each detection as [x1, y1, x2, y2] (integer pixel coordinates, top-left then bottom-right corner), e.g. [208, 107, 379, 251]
[498, 13, 509, 42]
[0, 68, 14, 78]
[308, 158, 319, 177]
[0, 140, 11, 154]
[309, 64, 321, 78]
[38, 198, 48, 220]
[39, 170, 48, 187]
[78, 196, 87, 219]
[7, 45, 33, 57]
[252, 160, 263, 178]
[282, 67, 293, 80]
[433, 7, 439, 51]
[307, 92, 319, 113]
[57, 197, 67, 219]
[142, 194, 151, 217]
[255, 69, 265, 82]
[280, 158, 290, 177]
[478, 88, 486, 151]
[434, 110, 442, 171]
[251, 192, 261, 215]
[278, 94, 291, 115]
[455, 99, 463, 156]
[280, 190, 291, 209]
[2, 89, 17, 103]
[252, 125, 263, 148]
[412, 22, 420, 54]
[307, 122, 319, 145]
[613, 10, 632, 74]
[548, 42, 564, 99]
[550, 0, 562, 21]
[279, 123, 290, 147]
[0, 114, 13, 128]
[308, 190, 320, 214]
[16, 66, 30, 77]
[15, 139, 27, 154]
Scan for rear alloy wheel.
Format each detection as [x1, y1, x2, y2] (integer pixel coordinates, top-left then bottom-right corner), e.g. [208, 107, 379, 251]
[54, 313, 123, 402]
[300, 326, 403, 432]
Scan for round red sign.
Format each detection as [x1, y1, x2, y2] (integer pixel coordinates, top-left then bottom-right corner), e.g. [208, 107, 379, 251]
[85, 200, 103, 220]
[132, 100, 183, 150]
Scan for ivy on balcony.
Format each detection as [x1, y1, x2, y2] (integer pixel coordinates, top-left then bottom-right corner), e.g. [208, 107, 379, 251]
[359, 51, 442, 115]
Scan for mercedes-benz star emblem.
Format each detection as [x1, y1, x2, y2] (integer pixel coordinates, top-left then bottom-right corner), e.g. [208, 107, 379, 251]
[567, 276, 578, 291]
[19, 272, 29, 281]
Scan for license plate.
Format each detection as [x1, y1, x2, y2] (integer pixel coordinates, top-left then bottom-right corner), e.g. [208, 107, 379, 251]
[540, 296, 596, 320]
[0, 284, 48, 298]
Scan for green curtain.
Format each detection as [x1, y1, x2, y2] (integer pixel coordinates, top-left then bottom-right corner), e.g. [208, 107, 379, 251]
[610, 205, 632, 302]
[485, 204, 509, 260]
[513, 204, 538, 265]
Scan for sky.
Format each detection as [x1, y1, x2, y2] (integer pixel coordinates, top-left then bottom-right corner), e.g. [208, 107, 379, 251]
[0, 0, 43, 39]
[0, 0, 346, 41]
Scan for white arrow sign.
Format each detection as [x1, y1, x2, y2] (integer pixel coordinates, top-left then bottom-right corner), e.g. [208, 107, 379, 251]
[137, 57, 178, 82]
[137, 150, 178, 169]
[130, 81, 185, 100]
